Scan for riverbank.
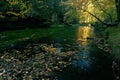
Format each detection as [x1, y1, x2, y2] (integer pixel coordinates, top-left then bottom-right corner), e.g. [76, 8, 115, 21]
[106, 24, 120, 59]
[0, 24, 77, 52]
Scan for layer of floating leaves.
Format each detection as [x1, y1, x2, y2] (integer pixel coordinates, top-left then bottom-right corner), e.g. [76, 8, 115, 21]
[0, 43, 79, 80]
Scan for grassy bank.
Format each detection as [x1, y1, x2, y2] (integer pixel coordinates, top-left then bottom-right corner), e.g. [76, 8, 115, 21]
[0, 24, 77, 52]
[106, 24, 120, 59]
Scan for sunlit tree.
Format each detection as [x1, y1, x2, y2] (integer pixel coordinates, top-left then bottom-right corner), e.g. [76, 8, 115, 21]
[0, 0, 119, 25]
[64, 0, 118, 25]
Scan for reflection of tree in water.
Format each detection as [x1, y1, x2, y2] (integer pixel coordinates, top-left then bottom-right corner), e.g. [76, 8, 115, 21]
[81, 26, 91, 39]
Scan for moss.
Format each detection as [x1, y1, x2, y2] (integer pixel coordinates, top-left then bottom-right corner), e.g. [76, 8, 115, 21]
[6, 11, 20, 16]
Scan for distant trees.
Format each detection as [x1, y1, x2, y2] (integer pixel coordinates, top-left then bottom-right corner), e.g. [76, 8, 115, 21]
[0, 0, 79, 24]
[0, 0, 119, 25]
[0, 0, 44, 21]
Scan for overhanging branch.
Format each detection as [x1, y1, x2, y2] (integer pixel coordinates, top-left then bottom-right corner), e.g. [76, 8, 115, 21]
[95, 0, 113, 22]
[79, 8, 119, 26]
[80, 8, 107, 25]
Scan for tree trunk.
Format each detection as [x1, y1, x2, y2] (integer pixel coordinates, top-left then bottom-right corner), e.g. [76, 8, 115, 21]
[115, 0, 120, 22]
[51, 13, 58, 22]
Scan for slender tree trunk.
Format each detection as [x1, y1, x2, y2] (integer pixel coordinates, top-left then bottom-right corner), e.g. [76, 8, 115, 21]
[51, 13, 58, 22]
[115, 0, 120, 22]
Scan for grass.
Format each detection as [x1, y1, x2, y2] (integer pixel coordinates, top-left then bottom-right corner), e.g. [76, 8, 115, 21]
[106, 24, 120, 59]
[0, 24, 78, 52]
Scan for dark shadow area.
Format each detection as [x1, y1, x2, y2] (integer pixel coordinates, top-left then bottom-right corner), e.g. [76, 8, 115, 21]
[0, 17, 51, 31]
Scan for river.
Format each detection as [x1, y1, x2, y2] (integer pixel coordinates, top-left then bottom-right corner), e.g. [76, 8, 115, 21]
[55, 25, 114, 80]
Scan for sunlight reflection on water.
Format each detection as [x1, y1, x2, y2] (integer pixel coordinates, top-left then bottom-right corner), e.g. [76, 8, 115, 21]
[73, 26, 94, 69]
[77, 26, 94, 45]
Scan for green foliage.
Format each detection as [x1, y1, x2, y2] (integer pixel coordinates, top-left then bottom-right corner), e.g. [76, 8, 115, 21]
[105, 24, 120, 59]
[0, 0, 118, 24]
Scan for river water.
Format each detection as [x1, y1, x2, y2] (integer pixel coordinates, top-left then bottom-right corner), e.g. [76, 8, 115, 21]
[73, 26, 94, 69]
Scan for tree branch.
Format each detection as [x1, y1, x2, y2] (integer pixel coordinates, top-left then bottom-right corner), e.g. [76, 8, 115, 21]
[115, 0, 120, 22]
[79, 8, 119, 26]
[79, 8, 107, 25]
[95, 0, 113, 22]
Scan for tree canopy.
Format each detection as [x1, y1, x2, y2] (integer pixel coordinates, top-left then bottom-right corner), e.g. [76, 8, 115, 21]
[0, 0, 119, 25]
